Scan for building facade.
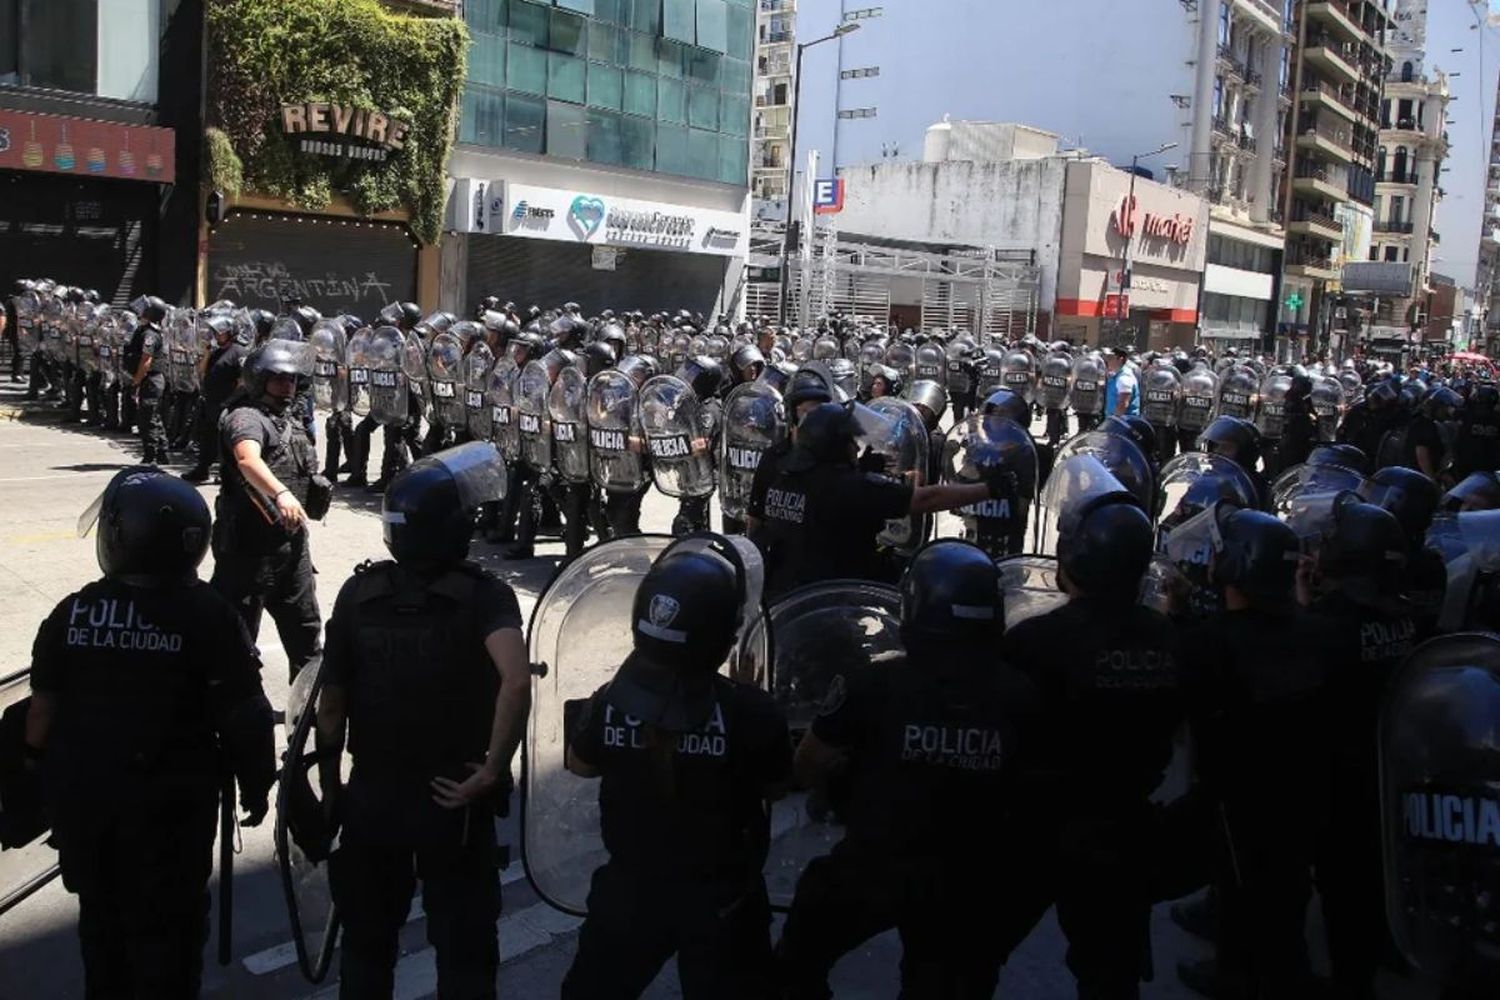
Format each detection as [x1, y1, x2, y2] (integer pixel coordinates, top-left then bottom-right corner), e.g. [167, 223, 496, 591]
[751, 0, 795, 215]
[1185, 0, 1295, 352]
[1477, 68, 1500, 356]
[1280, 0, 1393, 353]
[449, 0, 753, 317]
[0, 0, 202, 304]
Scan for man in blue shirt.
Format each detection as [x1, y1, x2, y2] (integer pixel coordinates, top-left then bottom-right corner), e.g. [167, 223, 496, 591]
[1104, 347, 1140, 417]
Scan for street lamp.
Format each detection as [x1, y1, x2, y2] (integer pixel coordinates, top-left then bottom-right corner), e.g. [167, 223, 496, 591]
[777, 21, 862, 325]
[1112, 141, 1179, 344]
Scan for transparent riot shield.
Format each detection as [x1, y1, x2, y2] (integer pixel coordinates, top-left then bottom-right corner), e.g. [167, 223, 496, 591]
[858, 342, 887, 395]
[1255, 373, 1292, 440]
[427, 331, 466, 428]
[368, 326, 409, 427]
[1311, 377, 1344, 443]
[1036, 450, 1148, 556]
[866, 397, 931, 555]
[975, 348, 1007, 399]
[1156, 452, 1261, 540]
[997, 556, 1067, 630]
[488, 358, 521, 462]
[883, 342, 916, 384]
[586, 370, 648, 494]
[309, 321, 348, 414]
[1069, 354, 1106, 419]
[1052, 429, 1156, 517]
[638, 374, 716, 498]
[1269, 462, 1366, 517]
[720, 382, 786, 522]
[275, 659, 343, 982]
[1380, 634, 1500, 992]
[1000, 349, 1037, 405]
[1036, 354, 1072, 412]
[1178, 366, 1218, 435]
[1426, 510, 1500, 631]
[1215, 366, 1258, 420]
[402, 332, 428, 421]
[1140, 365, 1182, 429]
[913, 343, 945, 383]
[39, 297, 65, 362]
[549, 365, 590, 485]
[734, 579, 904, 908]
[813, 335, 840, 362]
[937, 414, 1038, 559]
[12, 291, 41, 356]
[524, 535, 764, 914]
[517, 359, 554, 475]
[945, 342, 974, 399]
[169, 310, 201, 393]
[0, 669, 60, 917]
[76, 309, 100, 376]
[346, 327, 374, 419]
[465, 343, 496, 442]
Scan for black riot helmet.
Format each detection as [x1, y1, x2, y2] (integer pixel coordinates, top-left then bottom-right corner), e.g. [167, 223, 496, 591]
[582, 341, 616, 378]
[248, 308, 277, 341]
[1422, 385, 1463, 421]
[1307, 442, 1369, 474]
[612, 535, 748, 730]
[675, 356, 726, 400]
[1359, 466, 1440, 544]
[379, 301, 423, 332]
[1104, 415, 1158, 463]
[1366, 379, 1400, 411]
[1057, 495, 1154, 600]
[615, 353, 659, 387]
[784, 367, 834, 409]
[598, 323, 628, 359]
[382, 442, 506, 568]
[788, 402, 859, 471]
[85, 467, 211, 586]
[285, 305, 321, 338]
[127, 295, 168, 325]
[1212, 507, 1299, 603]
[1468, 381, 1499, 413]
[981, 388, 1031, 426]
[241, 339, 312, 411]
[1318, 497, 1408, 604]
[868, 363, 904, 399]
[906, 379, 949, 429]
[899, 540, 1004, 652]
[1198, 415, 1262, 472]
[731, 343, 766, 383]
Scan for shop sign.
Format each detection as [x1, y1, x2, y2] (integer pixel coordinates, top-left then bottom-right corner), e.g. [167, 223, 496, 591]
[500, 183, 747, 258]
[1110, 195, 1194, 247]
[280, 102, 412, 163]
[0, 109, 175, 183]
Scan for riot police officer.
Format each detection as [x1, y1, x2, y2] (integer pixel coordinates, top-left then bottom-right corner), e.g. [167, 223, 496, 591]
[1176, 507, 1337, 999]
[997, 493, 1181, 998]
[1275, 372, 1318, 476]
[182, 314, 249, 484]
[315, 443, 528, 999]
[1338, 379, 1401, 463]
[24, 468, 274, 997]
[751, 402, 1009, 600]
[778, 540, 1040, 999]
[124, 295, 170, 463]
[1198, 415, 1269, 508]
[212, 340, 325, 682]
[562, 535, 791, 999]
[1298, 497, 1422, 1000]
[349, 301, 422, 490]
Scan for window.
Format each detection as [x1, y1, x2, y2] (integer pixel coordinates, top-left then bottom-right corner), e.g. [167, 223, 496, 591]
[589, 21, 620, 61]
[696, 0, 728, 54]
[548, 52, 586, 102]
[557, 0, 595, 13]
[1376, 147, 1386, 179]
[510, 1, 549, 46]
[688, 83, 718, 129]
[471, 33, 507, 88]
[1218, 0, 1229, 44]
[622, 69, 656, 116]
[503, 92, 546, 153]
[1369, 246, 1380, 262]
[1402, 61, 1414, 83]
[658, 38, 685, 79]
[508, 42, 548, 94]
[719, 132, 747, 185]
[687, 127, 718, 180]
[1390, 195, 1405, 224]
[656, 121, 689, 174]
[840, 67, 880, 80]
[549, 8, 587, 56]
[1385, 246, 1399, 262]
[619, 113, 655, 170]
[587, 62, 623, 109]
[586, 107, 623, 164]
[664, 0, 695, 43]
[720, 92, 748, 136]
[3, 0, 160, 102]
[1402, 247, 1410, 262]
[657, 76, 686, 123]
[726, 3, 752, 58]
[546, 99, 588, 159]
[460, 85, 504, 145]
[465, 0, 508, 34]
[630, 0, 661, 34]
[1213, 77, 1224, 117]
[1393, 146, 1408, 179]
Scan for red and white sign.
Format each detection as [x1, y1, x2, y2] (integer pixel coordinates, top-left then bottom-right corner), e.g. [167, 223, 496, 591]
[813, 178, 845, 215]
[1104, 294, 1130, 319]
[1111, 194, 1194, 247]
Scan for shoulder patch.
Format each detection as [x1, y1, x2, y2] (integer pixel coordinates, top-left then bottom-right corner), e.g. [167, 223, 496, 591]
[818, 674, 849, 717]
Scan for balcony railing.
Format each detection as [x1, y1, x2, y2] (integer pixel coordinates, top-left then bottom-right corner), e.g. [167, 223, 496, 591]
[1375, 220, 1415, 234]
[1293, 209, 1340, 231]
[1299, 119, 1354, 155]
[754, 94, 788, 108]
[1377, 170, 1419, 185]
[1287, 247, 1335, 269]
[1218, 44, 1246, 79]
[1295, 161, 1332, 182]
[1212, 114, 1234, 138]
[1238, 132, 1258, 153]
[761, 30, 792, 44]
[1301, 79, 1359, 118]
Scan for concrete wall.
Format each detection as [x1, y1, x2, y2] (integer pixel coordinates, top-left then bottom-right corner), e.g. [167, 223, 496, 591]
[836, 158, 1069, 307]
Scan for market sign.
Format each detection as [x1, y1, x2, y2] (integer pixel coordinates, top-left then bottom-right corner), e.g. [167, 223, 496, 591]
[499, 183, 747, 258]
[280, 102, 411, 163]
[1110, 194, 1194, 247]
[0, 109, 175, 183]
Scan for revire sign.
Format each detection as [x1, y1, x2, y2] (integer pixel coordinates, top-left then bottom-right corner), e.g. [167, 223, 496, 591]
[280, 103, 412, 163]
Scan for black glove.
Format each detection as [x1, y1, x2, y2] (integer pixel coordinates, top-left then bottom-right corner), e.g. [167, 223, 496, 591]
[857, 447, 889, 475]
[240, 793, 269, 828]
[983, 466, 1018, 500]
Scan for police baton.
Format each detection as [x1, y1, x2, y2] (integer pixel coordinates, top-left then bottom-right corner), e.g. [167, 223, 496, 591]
[217, 764, 236, 967]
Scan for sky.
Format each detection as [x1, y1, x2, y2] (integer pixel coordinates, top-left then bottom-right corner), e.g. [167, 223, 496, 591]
[790, 0, 1500, 290]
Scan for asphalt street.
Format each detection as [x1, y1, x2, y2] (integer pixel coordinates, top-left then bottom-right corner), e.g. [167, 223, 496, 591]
[0, 384, 1430, 999]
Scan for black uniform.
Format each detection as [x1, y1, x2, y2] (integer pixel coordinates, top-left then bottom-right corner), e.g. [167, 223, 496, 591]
[1337, 401, 1398, 467]
[563, 674, 791, 1000]
[190, 341, 247, 477]
[30, 578, 273, 997]
[1450, 401, 1500, 481]
[1400, 412, 1445, 477]
[752, 463, 913, 600]
[1181, 607, 1337, 996]
[995, 597, 1183, 996]
[125, 322, 169, 462]
[211, 400, 323, 681]
[1312, 592, 1422, 997]
[323, 560, 522, 999]
[777, 657, 1040, 999]
[1275, 396, 1317, 477]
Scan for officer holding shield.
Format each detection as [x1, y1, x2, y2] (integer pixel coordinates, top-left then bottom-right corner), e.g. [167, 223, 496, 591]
[562, 535, 792, 999]
[182, 314, 249, 484]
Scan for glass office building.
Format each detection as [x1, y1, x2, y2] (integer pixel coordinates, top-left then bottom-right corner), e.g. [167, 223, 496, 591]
[449, 0, 754, 318]
[460, 0, 752, 185]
